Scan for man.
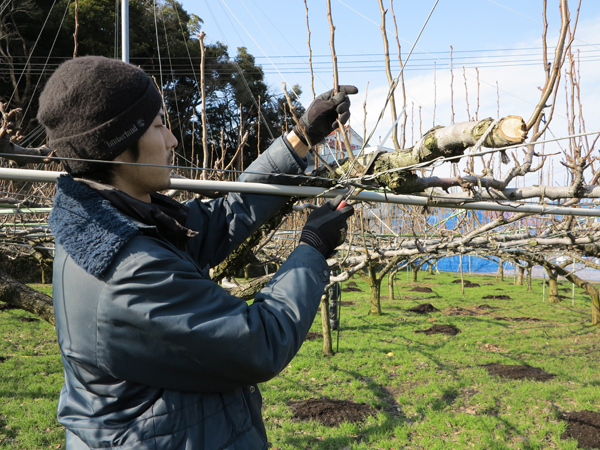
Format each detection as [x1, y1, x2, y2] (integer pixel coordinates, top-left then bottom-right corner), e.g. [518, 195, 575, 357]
[38, 55, 356, 449]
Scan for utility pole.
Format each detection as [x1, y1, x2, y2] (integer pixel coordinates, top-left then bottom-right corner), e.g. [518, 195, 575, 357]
[121, 0, 129, 62]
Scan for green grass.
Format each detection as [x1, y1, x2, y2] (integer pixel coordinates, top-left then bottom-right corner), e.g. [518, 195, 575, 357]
[0, 285, 64, 449]
[1, 274, 599, 449]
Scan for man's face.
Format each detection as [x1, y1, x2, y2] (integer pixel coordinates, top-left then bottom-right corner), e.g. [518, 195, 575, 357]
[112, 111, 178, 202]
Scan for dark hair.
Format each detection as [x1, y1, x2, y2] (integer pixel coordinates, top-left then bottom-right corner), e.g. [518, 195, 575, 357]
[74, 141, 140, 184]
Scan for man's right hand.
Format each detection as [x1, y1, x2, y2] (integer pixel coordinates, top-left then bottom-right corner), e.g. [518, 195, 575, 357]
[299, 195, 354, 258]
[292, 85, 358, 147]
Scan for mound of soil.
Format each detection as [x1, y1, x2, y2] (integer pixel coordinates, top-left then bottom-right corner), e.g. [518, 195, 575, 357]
[444, 304, 500, 316]
[347, 281, 357, 287]
[290, 398, 376, 426]
[560, 410, 600, 449]
[0, 356, 8, 363]
[482, 295, 511, 300]
[415, 324, 461, 335]
[481, 364, 555, 381]
[444, 307, 478, 316]
[494, 316, 541, 322]
[342, 287, 362, 293]
[19, 317, 39, 323]
[411, 287, 433, 293]
[304, 332, 321, 341]
[407, 303, 439, 313]
[476, 304, 498, 310]
[450, 279, 480, 287]
[339, 301, 355, 307]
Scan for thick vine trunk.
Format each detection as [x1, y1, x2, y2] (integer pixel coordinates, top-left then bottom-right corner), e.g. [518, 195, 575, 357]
[225, 275, 272, 300]
[320, 293, 334, 356]
[527, 266, 532, 291]
[211, 202, 294, 282]
[591, 290, 600, 326]
[366, 262, 382, 315]
[411, 263, 418, 283]
[388, 271, 395, 301]
[369, 279, 382, 316]
[516, 266, 525, 286]
[548, 272, 560, 303]
[0, 271, 54, 324]
[524, 252, 599, 326]
[497, 260, 504, 282]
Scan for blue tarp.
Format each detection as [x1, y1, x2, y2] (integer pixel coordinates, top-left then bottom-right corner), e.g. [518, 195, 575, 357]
[430, 255, 514, 275]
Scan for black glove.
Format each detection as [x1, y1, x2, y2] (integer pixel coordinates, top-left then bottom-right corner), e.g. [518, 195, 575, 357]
[292, 85, 358, 146]
[299, 195, 355, 258]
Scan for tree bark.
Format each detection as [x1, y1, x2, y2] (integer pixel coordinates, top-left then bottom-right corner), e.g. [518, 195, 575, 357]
[591, 290, 600, 326]
[547, 271, 560, 303]
[516, 266, 525, 286]
[497, 260, 504, 282]
[0, 271, 54, 325]
[310, 117, 527, 194]
[388, 271, 396, 301]
[411, 262, 418, 283]
[527, 266, 533, 291]
[224, 275, 272, 300]
[320, 292, 334, 356]
[366, 262, 382, 315]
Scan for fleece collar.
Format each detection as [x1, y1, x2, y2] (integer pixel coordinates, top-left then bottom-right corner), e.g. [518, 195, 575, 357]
[49, 175, 140, 278]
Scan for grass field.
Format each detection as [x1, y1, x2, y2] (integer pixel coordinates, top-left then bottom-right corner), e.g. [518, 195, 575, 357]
[0, 273, 598, 449]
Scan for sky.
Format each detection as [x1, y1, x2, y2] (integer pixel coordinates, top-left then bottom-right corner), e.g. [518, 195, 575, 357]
[176, 0, 600, 187]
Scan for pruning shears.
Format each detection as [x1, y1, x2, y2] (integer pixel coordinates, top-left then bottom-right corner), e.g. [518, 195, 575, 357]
[336, 148, 382, 210]
[336, 105, 406, 210]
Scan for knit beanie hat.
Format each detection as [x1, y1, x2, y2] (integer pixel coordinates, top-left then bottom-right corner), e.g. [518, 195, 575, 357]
[37, 56, 163, 175]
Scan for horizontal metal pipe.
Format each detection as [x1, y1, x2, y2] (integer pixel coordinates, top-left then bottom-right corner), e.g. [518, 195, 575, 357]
[0, 167, 598, 217]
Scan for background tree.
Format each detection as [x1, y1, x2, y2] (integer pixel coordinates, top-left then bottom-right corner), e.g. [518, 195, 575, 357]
[0, 0, 300, 174]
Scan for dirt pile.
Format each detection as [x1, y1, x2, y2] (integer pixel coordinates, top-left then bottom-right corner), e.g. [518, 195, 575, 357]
[444, 305, 498, 316]
[560, 410, 600, 449]
[451, 279, 480, 288]
[444, 307, 478, 316]
[304, 332, 321, 341]
[290, 398, 376, 426]
[410, 287, 433, 293]
[481, 364, 555, 381]
[415, 324, 461, 335]
[494, 316, 540, 322]
[343, 286, 362, 293]
[476, 304, 497, 310]
[483, 295, 511, 300]
[407, 303, 439, 313]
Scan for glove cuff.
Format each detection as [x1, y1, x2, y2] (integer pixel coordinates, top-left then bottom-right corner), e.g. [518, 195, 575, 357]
[299, 227, 330, 258]
[292, 124, 308, 146]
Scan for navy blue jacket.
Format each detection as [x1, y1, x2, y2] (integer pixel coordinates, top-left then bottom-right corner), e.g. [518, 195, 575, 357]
[49, 137, 329, 449]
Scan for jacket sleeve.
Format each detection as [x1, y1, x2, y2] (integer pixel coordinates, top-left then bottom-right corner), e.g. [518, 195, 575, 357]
[185, 135, 307, 268]
[95, 239, 329, 393]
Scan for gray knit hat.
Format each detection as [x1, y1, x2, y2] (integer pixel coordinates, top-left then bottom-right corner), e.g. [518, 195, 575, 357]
[37, 56, 163, 175]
